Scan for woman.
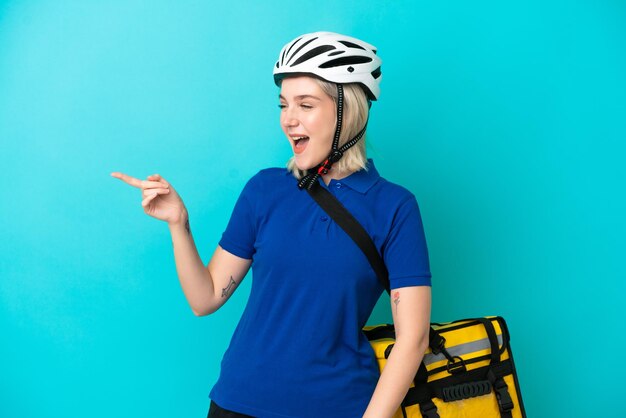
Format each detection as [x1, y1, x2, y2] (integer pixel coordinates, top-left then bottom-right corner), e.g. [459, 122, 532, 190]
[112, 32, 431, 418]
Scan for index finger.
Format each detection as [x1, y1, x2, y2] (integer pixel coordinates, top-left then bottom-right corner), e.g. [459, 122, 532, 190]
[110, 172, 143, 188]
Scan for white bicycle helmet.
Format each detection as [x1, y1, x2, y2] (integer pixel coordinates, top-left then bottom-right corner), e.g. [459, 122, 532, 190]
[273, 31, 382, 101]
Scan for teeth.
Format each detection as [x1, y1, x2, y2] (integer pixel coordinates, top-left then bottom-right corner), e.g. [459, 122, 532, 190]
[293, 136, 309, 141]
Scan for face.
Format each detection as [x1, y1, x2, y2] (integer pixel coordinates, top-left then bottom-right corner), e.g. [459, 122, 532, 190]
[279, 76, 336, 171]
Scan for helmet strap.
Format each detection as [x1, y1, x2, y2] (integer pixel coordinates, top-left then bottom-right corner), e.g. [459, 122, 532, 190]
[298, 84, 368, 190]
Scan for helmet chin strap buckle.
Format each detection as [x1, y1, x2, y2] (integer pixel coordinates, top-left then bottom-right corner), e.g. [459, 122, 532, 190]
[316, 150, 344, 176]
[317, 159, 332, 175]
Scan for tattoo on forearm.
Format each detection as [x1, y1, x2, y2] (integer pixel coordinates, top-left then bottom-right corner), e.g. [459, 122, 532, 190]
[393, 291, 400, 314]
[221, 276, 237, 298]
[184, 218, 191, 235]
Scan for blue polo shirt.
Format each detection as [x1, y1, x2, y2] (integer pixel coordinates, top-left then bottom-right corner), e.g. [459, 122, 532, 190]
[209, 159, 431, 418]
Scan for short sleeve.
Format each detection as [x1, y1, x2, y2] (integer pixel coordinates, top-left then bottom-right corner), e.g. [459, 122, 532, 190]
[218, 177, 258, 260]
[382, 195, 431, 289]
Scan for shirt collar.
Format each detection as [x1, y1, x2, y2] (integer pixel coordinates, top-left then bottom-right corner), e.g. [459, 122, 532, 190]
[327, 158, 380, 194]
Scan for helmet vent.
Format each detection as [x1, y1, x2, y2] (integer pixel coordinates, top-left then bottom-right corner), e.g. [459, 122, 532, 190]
[319, 56, 373, 69]
[291, 45, 337, 67]
[338, 40, 366, 51]
[371, 67, 382, 79]
[283, 36, 303, 64]
[328, 50, 345, 57]
[285, 37, 318, 65]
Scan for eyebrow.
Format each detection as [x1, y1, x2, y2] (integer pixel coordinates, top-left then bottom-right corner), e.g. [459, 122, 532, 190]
[278, 94, 322, 101]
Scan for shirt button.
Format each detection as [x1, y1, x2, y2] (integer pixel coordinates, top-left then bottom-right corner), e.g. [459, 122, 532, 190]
[320, 216, 328, 222]
[335, 182, 342, 189]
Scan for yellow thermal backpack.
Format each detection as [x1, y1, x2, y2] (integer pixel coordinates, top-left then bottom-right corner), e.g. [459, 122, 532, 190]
[363, 316, 526, 418]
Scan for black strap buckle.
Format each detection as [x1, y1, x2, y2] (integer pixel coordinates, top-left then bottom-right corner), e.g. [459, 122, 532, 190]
[430, 332, 446, 355]
[446, 356, 467, 375]
[493, 378, 514, 412]
[419, 400, 440, 418]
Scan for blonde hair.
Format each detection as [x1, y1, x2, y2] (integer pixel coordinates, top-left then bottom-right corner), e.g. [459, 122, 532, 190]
[286, 78, 369, 179]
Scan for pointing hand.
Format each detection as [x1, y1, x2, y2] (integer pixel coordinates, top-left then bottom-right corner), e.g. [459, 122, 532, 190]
[111, 172, 187, 225]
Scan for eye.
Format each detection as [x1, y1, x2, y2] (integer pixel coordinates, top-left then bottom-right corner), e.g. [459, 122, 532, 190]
[278, 104, 286, 109]
[300, 103, 313, 110]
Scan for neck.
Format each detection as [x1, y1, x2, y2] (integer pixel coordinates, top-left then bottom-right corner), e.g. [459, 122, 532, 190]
[321, 168, 353, 185]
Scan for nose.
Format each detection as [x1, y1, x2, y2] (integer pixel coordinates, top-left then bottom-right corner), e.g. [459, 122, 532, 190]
[281, 107, 299, 128]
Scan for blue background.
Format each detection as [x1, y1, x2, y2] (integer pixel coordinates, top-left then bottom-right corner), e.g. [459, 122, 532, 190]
[1, 1, 624, 417]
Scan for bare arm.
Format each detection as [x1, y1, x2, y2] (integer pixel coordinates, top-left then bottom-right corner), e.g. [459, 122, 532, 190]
[362, 286, 432, 418]
[111, 171, 252, 316]
[170, 214, 251, 316]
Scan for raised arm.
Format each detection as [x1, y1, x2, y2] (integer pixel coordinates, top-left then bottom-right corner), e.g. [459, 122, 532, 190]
[111, 172, 251, 316]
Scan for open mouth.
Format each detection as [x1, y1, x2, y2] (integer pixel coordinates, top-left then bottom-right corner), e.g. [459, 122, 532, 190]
[292, 136, 310, 154]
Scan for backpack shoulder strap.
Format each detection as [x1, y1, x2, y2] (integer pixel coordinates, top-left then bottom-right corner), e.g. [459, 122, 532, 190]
[307, 183, 444, 356]
[307, 183, 390, 294]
